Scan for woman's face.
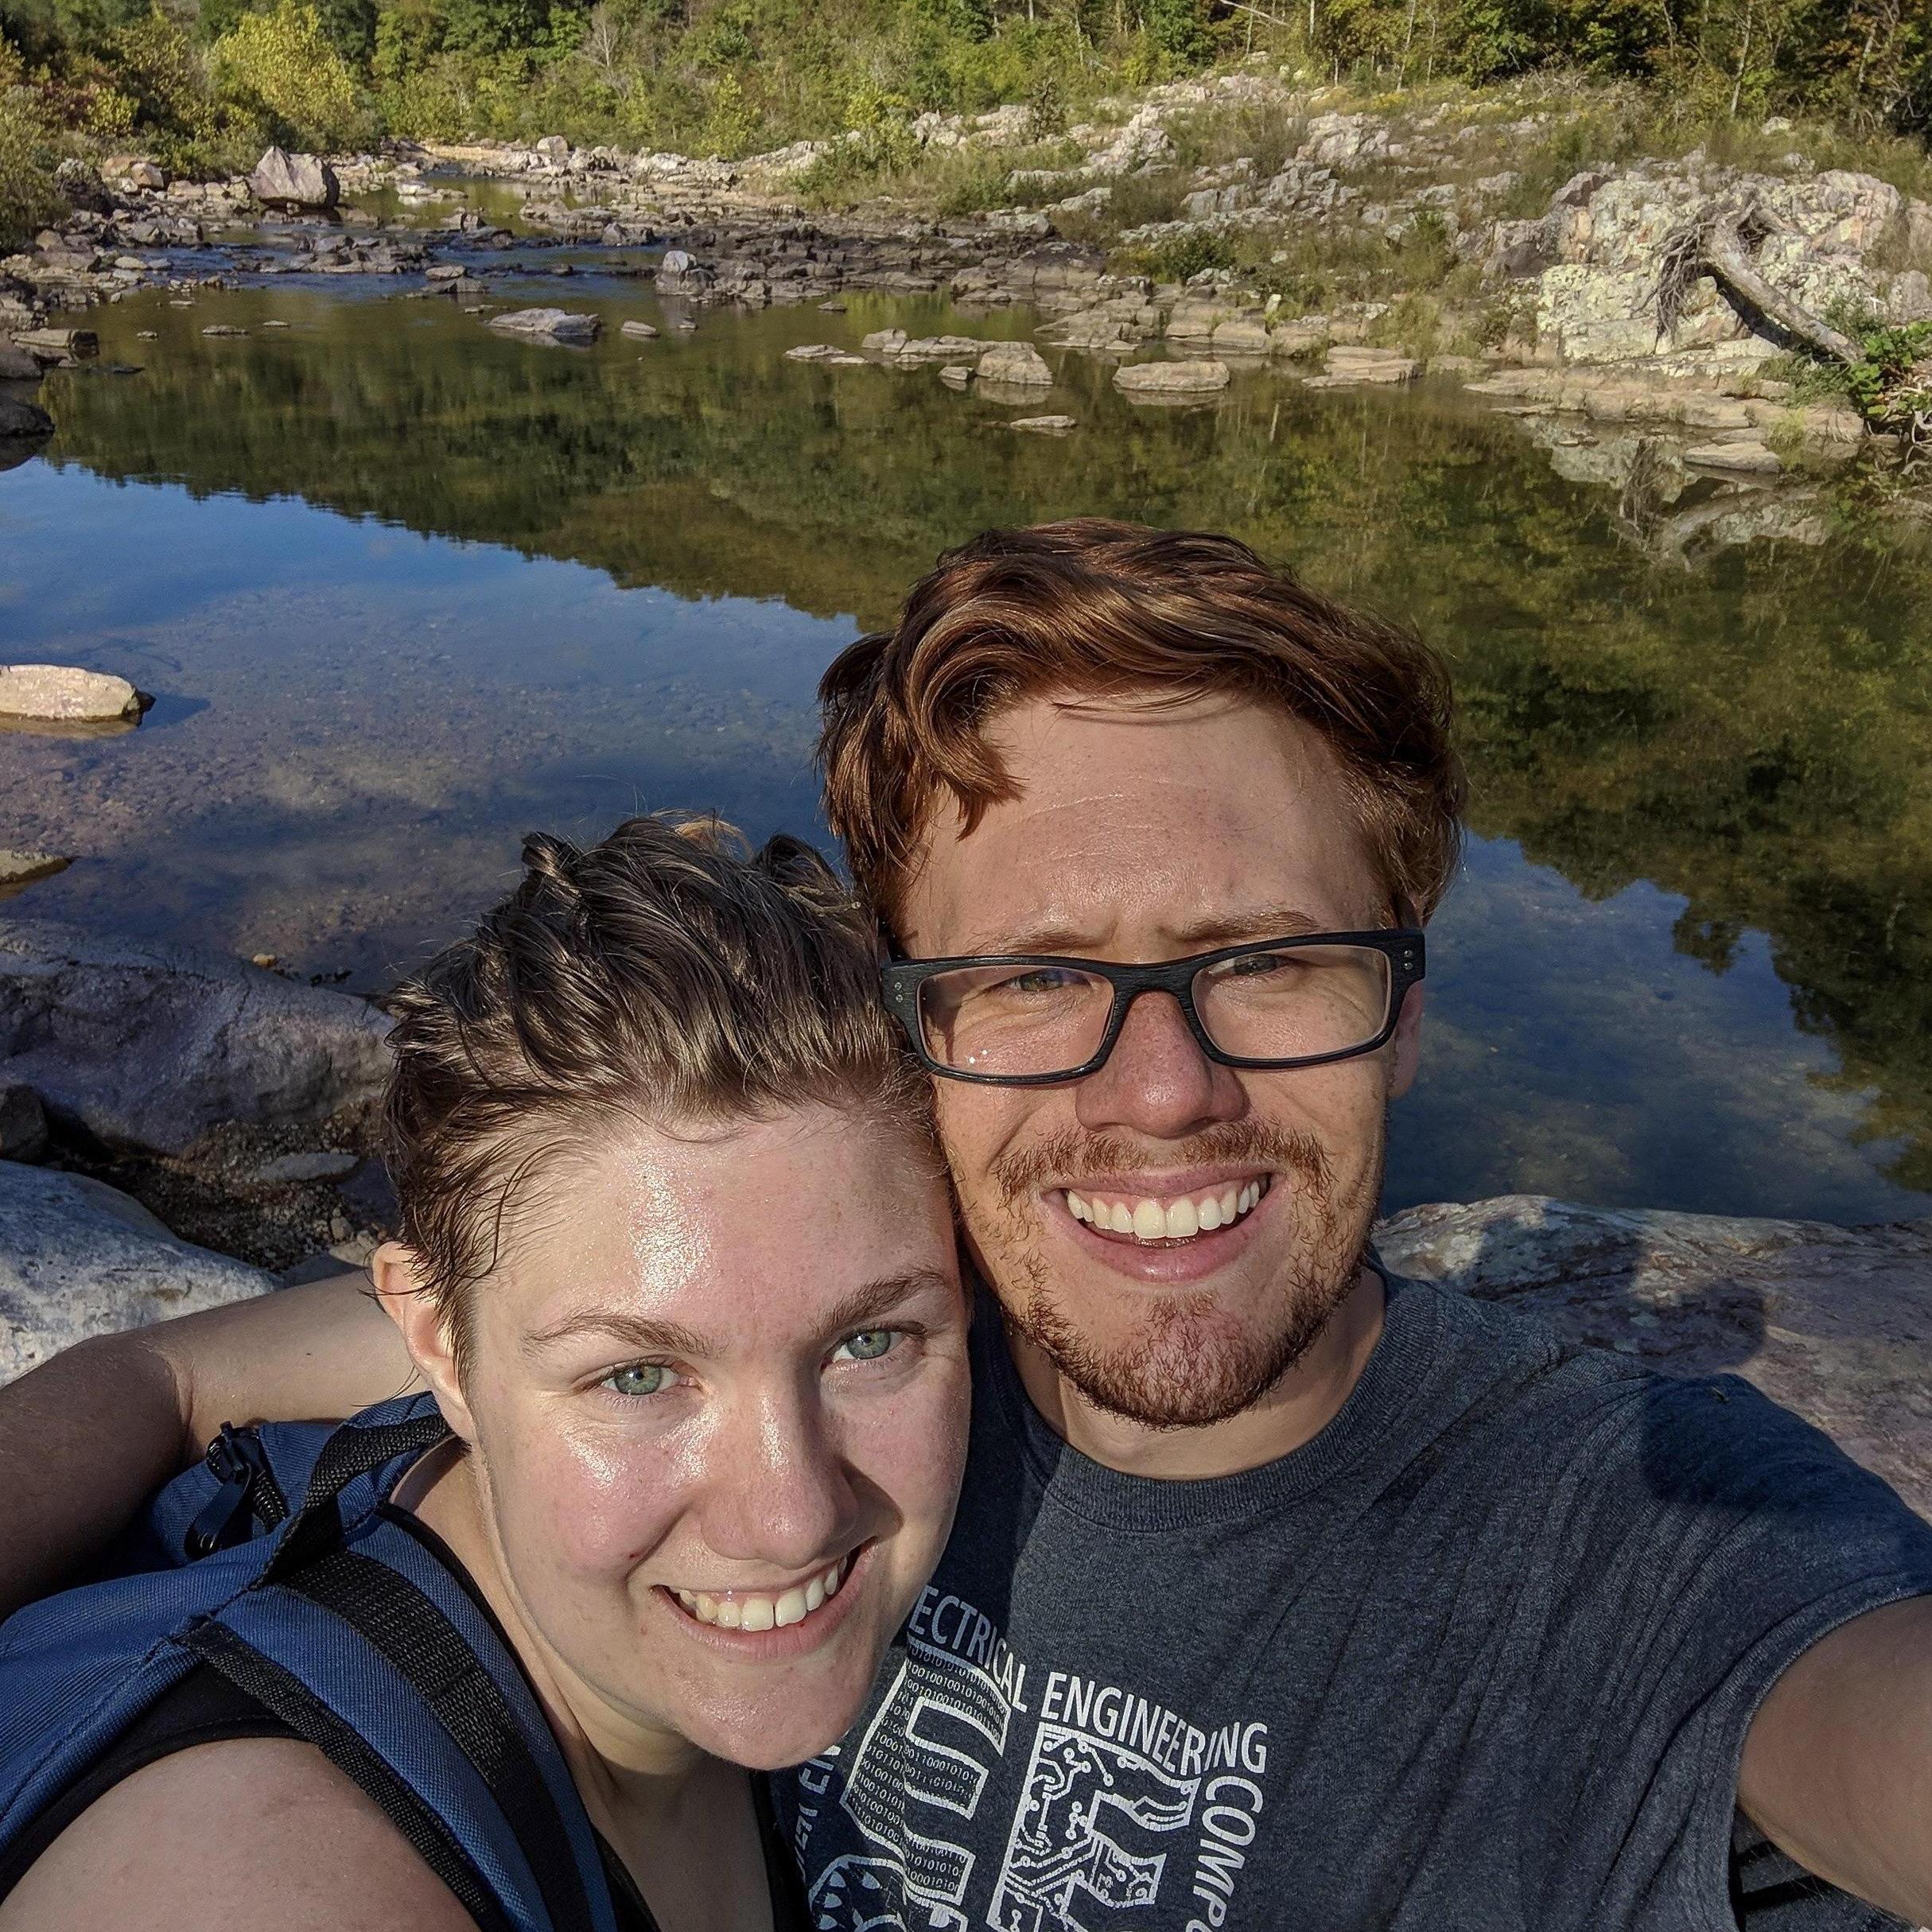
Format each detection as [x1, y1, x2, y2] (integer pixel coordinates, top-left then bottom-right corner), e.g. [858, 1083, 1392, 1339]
[404, 1102, 970, 1772]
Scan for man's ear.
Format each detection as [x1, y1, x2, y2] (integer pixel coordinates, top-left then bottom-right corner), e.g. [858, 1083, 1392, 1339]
[371, 1243, 476, 1444]
[1388, 982, 1425, 1101]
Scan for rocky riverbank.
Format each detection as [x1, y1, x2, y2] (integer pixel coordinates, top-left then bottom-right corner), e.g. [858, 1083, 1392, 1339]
[2, 914, 1925, 1519]
[5, 75, 1929, 506]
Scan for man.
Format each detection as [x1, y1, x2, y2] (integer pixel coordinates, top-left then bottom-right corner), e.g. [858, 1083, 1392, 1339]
[2, 522, 1930, 1928]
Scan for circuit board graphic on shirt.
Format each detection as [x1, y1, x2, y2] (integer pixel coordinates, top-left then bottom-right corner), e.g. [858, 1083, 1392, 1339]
[784, 1584, 1270, 1932]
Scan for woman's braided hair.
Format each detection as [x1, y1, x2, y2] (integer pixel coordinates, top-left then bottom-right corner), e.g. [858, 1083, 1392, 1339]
[380, 814, 925, 1370]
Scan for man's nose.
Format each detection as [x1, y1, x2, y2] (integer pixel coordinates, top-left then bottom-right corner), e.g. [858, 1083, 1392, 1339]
[1075, 988, 1246, 1141]
[697, 1392, 859, 1571]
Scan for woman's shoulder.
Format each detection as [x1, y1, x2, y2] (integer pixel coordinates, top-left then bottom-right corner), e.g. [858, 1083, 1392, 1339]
[0, 1734, 477, 1932]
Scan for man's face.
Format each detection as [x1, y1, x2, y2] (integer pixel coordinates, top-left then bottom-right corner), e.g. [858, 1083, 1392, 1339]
[897, 693, 1422, 1432]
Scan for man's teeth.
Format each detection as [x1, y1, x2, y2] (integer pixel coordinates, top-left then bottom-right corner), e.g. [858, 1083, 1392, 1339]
[673, 1554, 849, 1631]
[1064, 1179, 1267, 1242]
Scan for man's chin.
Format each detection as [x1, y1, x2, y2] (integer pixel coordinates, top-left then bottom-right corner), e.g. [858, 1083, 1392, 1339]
[1008, 1270, 1358, 1432]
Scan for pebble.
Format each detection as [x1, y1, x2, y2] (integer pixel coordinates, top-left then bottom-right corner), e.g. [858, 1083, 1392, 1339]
[254, 1149, 361, 1185]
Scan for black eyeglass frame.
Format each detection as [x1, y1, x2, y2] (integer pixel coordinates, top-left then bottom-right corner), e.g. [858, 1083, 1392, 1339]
[880, 928, 1426, 1087]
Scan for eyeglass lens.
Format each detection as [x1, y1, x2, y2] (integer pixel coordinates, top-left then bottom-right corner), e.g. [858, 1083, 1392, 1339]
[915, 945, 1395, 1078]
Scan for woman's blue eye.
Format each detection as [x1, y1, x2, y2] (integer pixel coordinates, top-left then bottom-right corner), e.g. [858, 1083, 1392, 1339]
[603, 1363, 671, 1397]
[838, 1329, 899, 1363]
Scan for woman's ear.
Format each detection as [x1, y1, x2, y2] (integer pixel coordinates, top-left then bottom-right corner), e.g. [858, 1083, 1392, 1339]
[371, 1243, 476, 1444]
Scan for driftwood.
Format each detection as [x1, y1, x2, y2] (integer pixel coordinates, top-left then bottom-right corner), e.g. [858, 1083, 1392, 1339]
[1655, 200, 1860, 364]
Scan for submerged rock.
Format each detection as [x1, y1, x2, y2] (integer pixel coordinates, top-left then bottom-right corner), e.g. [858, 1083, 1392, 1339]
[1376, 1194, 1932, 1519]
[0, 666, 142, 723]
[0, 851, 69, 891]
[249, 147, 340, 212]
[0, 917, 393, 1157]
[0, 1162, 272, 1383]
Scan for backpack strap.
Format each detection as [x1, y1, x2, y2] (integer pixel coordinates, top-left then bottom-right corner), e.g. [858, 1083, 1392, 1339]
[182, 1401, 619, 1932]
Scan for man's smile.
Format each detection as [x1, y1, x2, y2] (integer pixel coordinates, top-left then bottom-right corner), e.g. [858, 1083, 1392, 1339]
[1062, 1173, 1273, 1244]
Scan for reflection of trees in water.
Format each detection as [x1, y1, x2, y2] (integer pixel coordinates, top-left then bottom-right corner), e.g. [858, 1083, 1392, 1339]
[45, 293, 1932, 1186]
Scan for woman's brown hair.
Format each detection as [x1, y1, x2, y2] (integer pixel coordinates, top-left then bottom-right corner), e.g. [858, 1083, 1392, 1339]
[380, 814, 925, 1367]
[818, 519, 1466, 928]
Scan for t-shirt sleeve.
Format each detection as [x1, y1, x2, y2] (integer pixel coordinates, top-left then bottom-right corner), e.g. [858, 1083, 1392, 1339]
[1522, 1369, 1932, 1931]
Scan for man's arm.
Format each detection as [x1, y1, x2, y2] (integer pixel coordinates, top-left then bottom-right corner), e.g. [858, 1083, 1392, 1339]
[0, 1273, 418, 1619]
[1740, 1595, 1932, 1923]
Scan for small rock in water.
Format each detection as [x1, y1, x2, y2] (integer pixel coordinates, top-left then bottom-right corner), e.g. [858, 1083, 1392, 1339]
[674, 318, 696, 331]
[425, 265, 468, 283]
[0, 665, 144, 722]
[818, 300, 847, 313]
[0, 1083, 49, 1163]
[135, 330, 159, 339]
[939, 364, 974, 387]
[976, 341, 1053, 386]
[251, 952, 278, 968]
[1114, 359, 1231, 396]
[0, 344, 40, 380]
[201, 324, 247, 337]
[1009, 414, 1078, 433]
[0, 850, 70, 889]
[261, 319, 290, 328]
[783, 343, 840, 361]
[620, 320, 658, 339]
[253, 1149, 360, 1185]
[486, 306, 601, 344]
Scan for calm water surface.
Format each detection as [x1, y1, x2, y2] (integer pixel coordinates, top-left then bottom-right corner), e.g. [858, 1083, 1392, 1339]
[6, 261, 1932, 1223]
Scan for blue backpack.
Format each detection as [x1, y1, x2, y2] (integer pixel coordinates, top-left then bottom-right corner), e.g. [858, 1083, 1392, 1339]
[0, 1393, 618, 1932]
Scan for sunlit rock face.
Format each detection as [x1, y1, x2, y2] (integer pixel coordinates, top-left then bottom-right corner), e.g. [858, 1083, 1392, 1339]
[1378, 1195, 1932, 1520]
[0, 1162, 271, 1383]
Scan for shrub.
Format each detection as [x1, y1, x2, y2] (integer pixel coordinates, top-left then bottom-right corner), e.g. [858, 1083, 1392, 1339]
[0, 70, 64, 253]
[212, 0, 363, 150]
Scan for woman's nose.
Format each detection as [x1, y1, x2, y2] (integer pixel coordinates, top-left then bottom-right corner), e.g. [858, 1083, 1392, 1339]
[696, 1393, 860, 1572]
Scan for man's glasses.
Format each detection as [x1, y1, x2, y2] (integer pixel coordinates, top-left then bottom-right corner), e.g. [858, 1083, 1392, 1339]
[880, 930, 1425, 1087]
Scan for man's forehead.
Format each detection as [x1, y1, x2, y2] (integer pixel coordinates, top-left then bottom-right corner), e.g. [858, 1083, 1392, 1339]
[900, 693, 1386, 949]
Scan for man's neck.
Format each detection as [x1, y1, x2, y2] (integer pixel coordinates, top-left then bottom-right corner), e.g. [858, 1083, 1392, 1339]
[1005, 1265, 1387, 1480]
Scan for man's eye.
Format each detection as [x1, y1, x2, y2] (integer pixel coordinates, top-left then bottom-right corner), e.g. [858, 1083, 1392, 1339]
[995, 967, 1082, 996]
[836, 1329, 900, 1363]
[602, 1362, 677, 1397]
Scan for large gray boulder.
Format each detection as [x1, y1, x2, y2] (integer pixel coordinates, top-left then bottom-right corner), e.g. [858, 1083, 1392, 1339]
[0, 1161, 273, 1382]
[1114, 358, 1230, 395]
[249, 147, 340, 211]
[0, 917, 392, 1156]
[1377, 1195, 1932, 1521]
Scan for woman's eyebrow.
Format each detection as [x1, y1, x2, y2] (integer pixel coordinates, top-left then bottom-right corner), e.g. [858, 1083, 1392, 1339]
[519, 1269, 956, 1361]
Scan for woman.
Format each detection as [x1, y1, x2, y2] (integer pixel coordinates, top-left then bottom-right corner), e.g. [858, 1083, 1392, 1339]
[0, 815, 971, 1932]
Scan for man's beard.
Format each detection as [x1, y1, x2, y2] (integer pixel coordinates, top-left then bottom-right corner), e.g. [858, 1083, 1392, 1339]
[972, 1118, 1383, 1432]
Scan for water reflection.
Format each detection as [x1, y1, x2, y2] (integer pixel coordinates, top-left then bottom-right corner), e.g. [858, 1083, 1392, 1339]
[4, 276, 1931, 1221]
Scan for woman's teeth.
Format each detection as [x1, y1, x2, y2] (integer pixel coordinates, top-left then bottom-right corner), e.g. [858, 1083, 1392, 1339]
[674, 1554, 849, 1631]
[1064, 1178, 1269, 1243]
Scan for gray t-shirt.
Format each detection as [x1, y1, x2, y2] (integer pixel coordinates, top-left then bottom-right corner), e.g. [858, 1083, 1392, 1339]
[774, 1274, 1932, 1930]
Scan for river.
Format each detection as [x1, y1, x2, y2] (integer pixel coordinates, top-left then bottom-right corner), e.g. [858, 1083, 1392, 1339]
[5, 243, 1931, 1225]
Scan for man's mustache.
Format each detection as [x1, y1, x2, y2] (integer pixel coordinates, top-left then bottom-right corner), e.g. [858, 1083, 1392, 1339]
[985, 1121, 1335, 1215]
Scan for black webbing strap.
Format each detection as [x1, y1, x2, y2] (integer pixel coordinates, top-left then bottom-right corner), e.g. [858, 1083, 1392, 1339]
[182, 1619, 521, 1932]
[260, 1408, 453, 1584]
[283, 1545, 602, 1932]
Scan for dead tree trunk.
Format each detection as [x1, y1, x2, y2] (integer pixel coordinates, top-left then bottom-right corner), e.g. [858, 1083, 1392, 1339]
[1656, 200, 1860, 365]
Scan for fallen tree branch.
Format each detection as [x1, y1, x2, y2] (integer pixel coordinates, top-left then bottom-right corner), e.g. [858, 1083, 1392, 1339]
[1656, 200, 1860, 365]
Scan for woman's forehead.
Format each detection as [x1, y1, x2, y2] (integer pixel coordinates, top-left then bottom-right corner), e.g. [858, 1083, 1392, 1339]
[491, 1106, 952, 1333]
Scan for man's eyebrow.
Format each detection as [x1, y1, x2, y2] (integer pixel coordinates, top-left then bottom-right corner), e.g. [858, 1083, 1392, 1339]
[943, 904, 1331, 958]
[520, 1269, 955, 1361]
